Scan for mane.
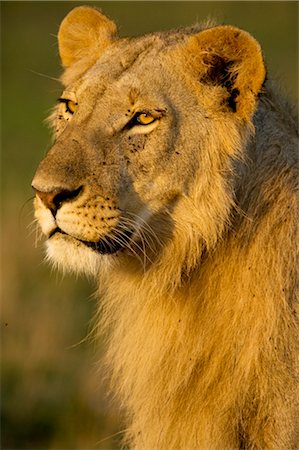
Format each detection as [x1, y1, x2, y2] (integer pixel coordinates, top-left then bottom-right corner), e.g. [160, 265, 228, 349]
[96, 89, 298, 448]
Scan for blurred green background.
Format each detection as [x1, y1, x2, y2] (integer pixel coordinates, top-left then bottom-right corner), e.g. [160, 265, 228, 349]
[1, 2, 298, 449]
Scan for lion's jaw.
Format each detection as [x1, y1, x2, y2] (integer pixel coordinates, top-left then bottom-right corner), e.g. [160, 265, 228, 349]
[33, 185, 160, 276]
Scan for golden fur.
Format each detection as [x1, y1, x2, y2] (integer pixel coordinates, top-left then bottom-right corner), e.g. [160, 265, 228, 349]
[32, 7, 298, 449]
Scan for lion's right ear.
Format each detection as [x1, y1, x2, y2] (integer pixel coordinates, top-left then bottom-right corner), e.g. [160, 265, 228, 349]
[58, 6, 118, 68]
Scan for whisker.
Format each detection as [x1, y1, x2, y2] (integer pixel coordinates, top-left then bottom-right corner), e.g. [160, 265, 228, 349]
[112, 230, 146, 268]
[25, 216, 43, 246]
[19, 196, 35, 228]
[123, 217, 157, 255]
[120, 216, 156, 253]
[27, 217, 38, 231]
[84, 224, 144, 265]
[35, 223, 43, 248]
[126, 211, 164, 248]
[111, 225, 148, 269]
[95, 428, 128, 445]
[118, 219, 154, 267]
[121, 217, 161, 265]
[28, 69, 60, 82]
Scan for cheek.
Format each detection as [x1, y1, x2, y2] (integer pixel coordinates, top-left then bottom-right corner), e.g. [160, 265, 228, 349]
[123, 132, 171, 180]
[133, 175, 182, 211]
[54, 115, 67, 137]
[54, 106, 73, 136]
[121, 131, 186, 207]
[124, 133, 164, 174]
[123, 135, 151, 180]
[124, 135, 146, 160]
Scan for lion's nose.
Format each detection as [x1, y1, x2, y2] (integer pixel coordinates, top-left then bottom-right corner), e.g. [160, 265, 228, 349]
[33, 186, 83, 216]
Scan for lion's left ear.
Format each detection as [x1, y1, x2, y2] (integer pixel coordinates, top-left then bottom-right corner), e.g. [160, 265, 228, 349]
[187, 26, 266, 119]
[58, 6, 118, 68]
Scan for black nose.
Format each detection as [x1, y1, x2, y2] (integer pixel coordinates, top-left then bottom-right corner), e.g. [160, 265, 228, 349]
[33, 186, 83, 216]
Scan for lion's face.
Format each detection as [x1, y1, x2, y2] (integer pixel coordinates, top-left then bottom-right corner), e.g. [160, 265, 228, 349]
[32, 7, 265, 275]
[33, 42, 202, 273]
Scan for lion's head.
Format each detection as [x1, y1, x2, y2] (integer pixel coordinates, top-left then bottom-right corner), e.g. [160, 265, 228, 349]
[32, 6, 265, 276]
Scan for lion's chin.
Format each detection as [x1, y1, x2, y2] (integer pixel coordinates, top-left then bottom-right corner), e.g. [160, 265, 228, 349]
[45, 233, 109, 277]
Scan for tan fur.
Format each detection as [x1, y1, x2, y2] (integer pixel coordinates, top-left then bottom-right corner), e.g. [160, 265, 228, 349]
[32, 7, 298, 449]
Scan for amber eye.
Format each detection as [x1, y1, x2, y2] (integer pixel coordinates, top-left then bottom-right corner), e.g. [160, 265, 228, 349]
[136, 113, 156, 125]
[66, 100, 77, 114]
[58, 98, 78, 114]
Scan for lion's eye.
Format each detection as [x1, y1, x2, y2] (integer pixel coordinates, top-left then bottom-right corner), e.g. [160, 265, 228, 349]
[58, 98, 78, 114]
[126, 109, 165, 132]
[66, 100, 77, 114]
[136, 113, 156, 126]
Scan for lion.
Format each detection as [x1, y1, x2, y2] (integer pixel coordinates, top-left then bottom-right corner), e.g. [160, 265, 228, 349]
[32, 6, 298, 449]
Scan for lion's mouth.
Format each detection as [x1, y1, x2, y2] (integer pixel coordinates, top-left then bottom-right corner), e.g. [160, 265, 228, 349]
[49, 227, 133, 255]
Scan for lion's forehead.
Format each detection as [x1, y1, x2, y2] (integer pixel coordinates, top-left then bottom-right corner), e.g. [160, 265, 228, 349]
[75, 36, 178, 101]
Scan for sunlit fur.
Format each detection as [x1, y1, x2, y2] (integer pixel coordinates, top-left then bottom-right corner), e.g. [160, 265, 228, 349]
[33, 7, 298, 449]
[97, 92, 298, 450]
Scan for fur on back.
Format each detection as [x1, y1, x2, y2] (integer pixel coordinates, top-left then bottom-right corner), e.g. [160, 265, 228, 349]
[32, 7, 298, 449]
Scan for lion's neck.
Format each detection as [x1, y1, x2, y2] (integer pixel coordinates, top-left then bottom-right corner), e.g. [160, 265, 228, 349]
[98, 226, 294, 449]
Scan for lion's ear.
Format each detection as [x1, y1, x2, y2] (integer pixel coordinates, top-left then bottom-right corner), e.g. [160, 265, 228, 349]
[58, 6, 118, 68]
[187, 26, 266, 119]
